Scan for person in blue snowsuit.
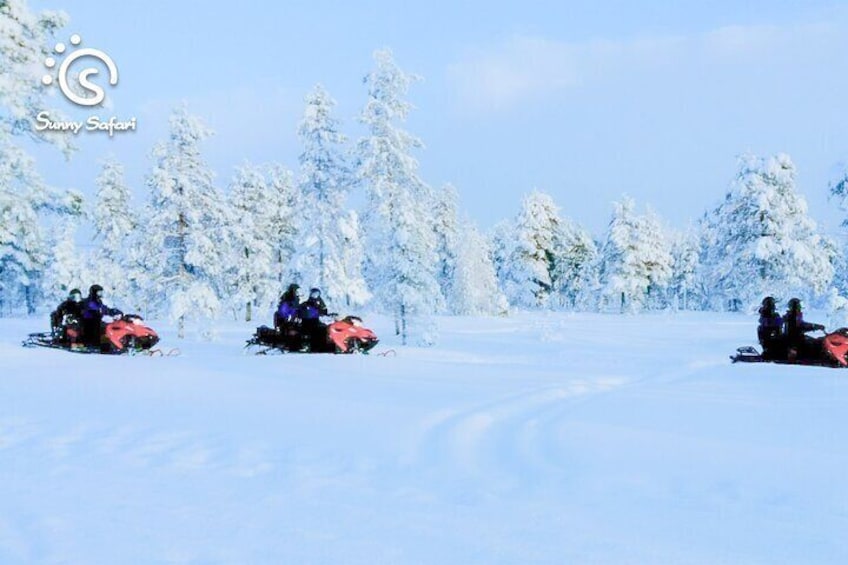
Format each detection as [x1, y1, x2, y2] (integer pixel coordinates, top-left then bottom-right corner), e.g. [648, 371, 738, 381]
[80, 284, 122, 347]
[273, 283, 304, 349]
[757, 296, 785, 360]
[274, 284, 302, 330]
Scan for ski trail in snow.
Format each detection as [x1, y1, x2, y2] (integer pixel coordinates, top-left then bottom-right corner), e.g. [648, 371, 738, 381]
[0, 417, 278, 480]
[403, 377, 628, 487]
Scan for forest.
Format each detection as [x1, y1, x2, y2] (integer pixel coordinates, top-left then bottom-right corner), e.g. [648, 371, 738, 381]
[3, 0, 848, 343]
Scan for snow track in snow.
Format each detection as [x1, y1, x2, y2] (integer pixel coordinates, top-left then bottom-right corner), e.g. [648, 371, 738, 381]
[4, 312, 848, 563]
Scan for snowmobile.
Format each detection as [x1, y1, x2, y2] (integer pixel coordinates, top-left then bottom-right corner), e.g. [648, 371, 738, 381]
[731, 327, 848, 367]
[23, 313, 160, 354]
[246, 315, 379, 354]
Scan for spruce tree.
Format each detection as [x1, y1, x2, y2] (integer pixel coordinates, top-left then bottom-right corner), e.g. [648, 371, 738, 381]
[357, 49, 441, 345]
[141, 105, 229, 338]
[701, 154, 834, 310]
[293, 84, 367, 307]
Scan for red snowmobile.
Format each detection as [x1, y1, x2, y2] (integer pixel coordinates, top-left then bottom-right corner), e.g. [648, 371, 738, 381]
[23, 313, 160, 354]
[731, 327, 848, 367]
[246, 315, 379, 354]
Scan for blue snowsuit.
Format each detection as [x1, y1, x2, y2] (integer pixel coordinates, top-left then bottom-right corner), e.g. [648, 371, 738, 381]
[81, 296, 121, 346]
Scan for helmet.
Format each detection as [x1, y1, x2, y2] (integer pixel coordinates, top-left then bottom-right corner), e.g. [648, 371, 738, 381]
[761, 296, 775, 310]
[69, 288, 82, 302]
[309, 287, 321, 299]
[284, 283, 300, 301]
[89, 284, 103, 298]
[788, 297, 802, 311]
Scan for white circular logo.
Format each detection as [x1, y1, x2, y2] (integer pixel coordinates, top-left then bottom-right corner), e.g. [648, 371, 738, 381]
[42, 34, 118, 107]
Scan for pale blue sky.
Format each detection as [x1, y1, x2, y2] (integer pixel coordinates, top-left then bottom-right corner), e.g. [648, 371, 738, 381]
[30, 0, 848, 236]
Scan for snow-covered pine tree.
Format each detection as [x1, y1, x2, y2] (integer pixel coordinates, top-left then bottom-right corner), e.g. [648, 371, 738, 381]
[141, 105, 229, 338]
[432, 183, 461, 312]
[0, 1, 76, 313]
[292, 83, 368, 307]
[552, 219, 599, 310]
[490, 219, 514, 294]
[357, 48, 441, 345]
[829, 162, 848, 214]
[267, 163, 299, 288]
[638, 207, 674, 309]
[500, 190, 561, 309]
[701, 153, 835, 311]
[227, 162, 277, 322]
[598, 197, 673, 312]
[669, 228, 701, 310]
[91, 158, 137, 306]
[337, 210, 371, 308]
[452, 220, 509, 315]
[40, 214, 84, 306]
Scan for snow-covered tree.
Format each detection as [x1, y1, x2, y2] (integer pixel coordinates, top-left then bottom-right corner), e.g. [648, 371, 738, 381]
[267, 163, 299, 287]
[452, 221, 508, 315]
[829, 162, 848, 217]
[432, 183, 462, 312]
[40, 214, 84, 306]
[490, 219, 514, 289]
[0, 1, 74, 313]
[227, 162, 277, 321]
[0, 0, 70, 154]
[140, 105, 229, 337]
[669, 228, 701, 310]
[639, 208, 674, 309]
[337, 210, 371, 308]
[499, 190, 561, 309]
[598, 197, 673, 312]
[91, 158, 136, 305]
[552, 219, 599, 310]
[357, 48, 441, 345]
[292, 83, 368, 307]
[701, 154, 835, 311]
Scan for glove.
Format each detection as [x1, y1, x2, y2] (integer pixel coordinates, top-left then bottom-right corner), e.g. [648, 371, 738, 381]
[815, 324, 826, 331]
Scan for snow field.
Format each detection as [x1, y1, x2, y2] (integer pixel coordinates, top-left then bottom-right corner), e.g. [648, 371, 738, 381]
[2, 312, 847, 563]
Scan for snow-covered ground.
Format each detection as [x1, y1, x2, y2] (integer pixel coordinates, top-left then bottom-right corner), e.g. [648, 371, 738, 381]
[2, 311, 847, 564]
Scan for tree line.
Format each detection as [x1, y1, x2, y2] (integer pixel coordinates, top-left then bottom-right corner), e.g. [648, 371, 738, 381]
[3, 1, 848, 342]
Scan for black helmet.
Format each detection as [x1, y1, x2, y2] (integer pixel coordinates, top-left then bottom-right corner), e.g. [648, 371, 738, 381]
[69, 288, 82, 302]
[284, 283, 300, 301]
[788, 297, 802, 311]
[309, 287, 321, 299]
[89, 284, 103, 297]
[761, 296, 775, 309]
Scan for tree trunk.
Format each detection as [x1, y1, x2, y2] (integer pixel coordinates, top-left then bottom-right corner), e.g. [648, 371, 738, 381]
[245, 301, 252, 322]
[400, 303, 407, 346]
[25, 284, 36, 315]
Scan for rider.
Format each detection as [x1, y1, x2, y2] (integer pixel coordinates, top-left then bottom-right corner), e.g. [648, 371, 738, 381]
[275, 283, 302, 330]
[274, 283, 303, 349]
[80, 284, 123, 348]
[783, 297, 825, 361]
[757, 296, 785, 360]
[299, 287, 330, 351]
[50, 288, 83, 346]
